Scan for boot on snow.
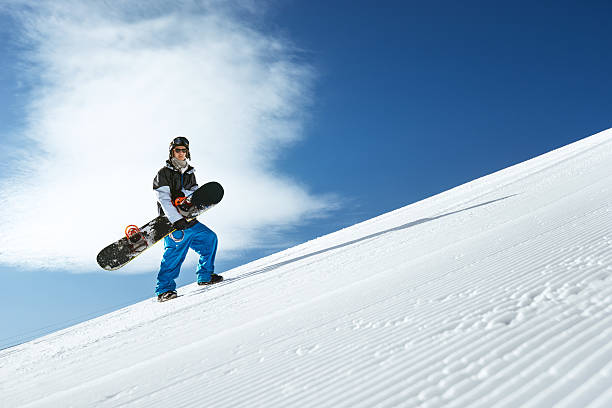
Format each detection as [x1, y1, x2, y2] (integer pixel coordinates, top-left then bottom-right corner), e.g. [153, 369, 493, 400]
[197, 274, 223, 286]
[158, 290, 178, 302]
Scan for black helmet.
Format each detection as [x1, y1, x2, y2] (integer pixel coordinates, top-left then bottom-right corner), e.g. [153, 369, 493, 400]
[169, 136, 191, 159]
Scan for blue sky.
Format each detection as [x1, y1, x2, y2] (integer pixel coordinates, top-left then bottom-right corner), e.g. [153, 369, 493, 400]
[1, 0, 611, 349]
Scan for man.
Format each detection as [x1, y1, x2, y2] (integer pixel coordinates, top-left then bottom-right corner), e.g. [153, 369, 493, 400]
[153, 136, 222, 302]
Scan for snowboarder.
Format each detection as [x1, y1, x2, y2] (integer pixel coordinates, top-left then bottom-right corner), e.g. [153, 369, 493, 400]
[153, 136, 223, 302]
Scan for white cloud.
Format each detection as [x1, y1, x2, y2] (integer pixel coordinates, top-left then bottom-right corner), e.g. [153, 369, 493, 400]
[0, 1, 336, 272]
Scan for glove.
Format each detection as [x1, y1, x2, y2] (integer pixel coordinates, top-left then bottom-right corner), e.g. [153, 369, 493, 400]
[173, 218, 190, 230]
[174, 196, 193, 216]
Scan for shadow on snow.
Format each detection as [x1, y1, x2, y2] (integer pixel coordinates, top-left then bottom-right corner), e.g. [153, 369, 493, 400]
[190, 195, 516, 296]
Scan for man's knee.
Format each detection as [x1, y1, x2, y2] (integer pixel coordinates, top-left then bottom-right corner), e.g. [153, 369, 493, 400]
[192, 226, 217, 247]
[208, 230, 218, 244]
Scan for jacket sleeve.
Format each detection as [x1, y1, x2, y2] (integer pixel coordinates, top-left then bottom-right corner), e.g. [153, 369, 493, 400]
[184, 170, 198, 196]
[153, 170, 183, 223]
[187, 184, 198, 194]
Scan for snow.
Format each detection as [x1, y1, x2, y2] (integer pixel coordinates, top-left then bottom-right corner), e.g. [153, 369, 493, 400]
[3, 129, 612, 407]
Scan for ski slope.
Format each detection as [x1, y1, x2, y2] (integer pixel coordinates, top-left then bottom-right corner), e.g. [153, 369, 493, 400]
[3, 129, 612, 407]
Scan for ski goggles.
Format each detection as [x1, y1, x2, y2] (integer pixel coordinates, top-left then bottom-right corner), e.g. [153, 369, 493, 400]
[172, 136, 189, 148]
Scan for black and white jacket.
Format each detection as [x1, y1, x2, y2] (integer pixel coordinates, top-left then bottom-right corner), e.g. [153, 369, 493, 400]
[153, 160, 199, 224]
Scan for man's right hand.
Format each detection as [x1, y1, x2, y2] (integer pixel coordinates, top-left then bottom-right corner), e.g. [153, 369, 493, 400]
[173, 218, 190, 230]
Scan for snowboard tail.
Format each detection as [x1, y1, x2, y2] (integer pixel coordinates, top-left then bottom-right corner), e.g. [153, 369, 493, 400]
[96, 181, 223, 271]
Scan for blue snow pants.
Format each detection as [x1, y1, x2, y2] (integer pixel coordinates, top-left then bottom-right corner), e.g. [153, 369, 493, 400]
[156, 221, 218, 295]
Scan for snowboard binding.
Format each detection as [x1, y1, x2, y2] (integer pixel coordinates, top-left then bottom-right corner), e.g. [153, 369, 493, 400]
[174, 197, 192, 216]
[174, 196, 196, 217]
[125, 225, 148, 252]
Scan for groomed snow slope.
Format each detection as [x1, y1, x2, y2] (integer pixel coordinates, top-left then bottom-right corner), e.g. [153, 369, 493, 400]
[3, 129, 612, 408]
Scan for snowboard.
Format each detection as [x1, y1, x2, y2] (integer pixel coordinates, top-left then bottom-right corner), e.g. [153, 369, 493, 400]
[96, 181, 224, 271]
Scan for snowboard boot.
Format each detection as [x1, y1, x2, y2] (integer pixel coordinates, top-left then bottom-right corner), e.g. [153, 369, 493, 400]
[197, 274, 223, 286]
[157, 290, 178, 302]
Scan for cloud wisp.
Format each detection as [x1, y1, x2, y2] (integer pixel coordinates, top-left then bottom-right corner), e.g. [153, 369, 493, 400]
[0, 1, 334, 272]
